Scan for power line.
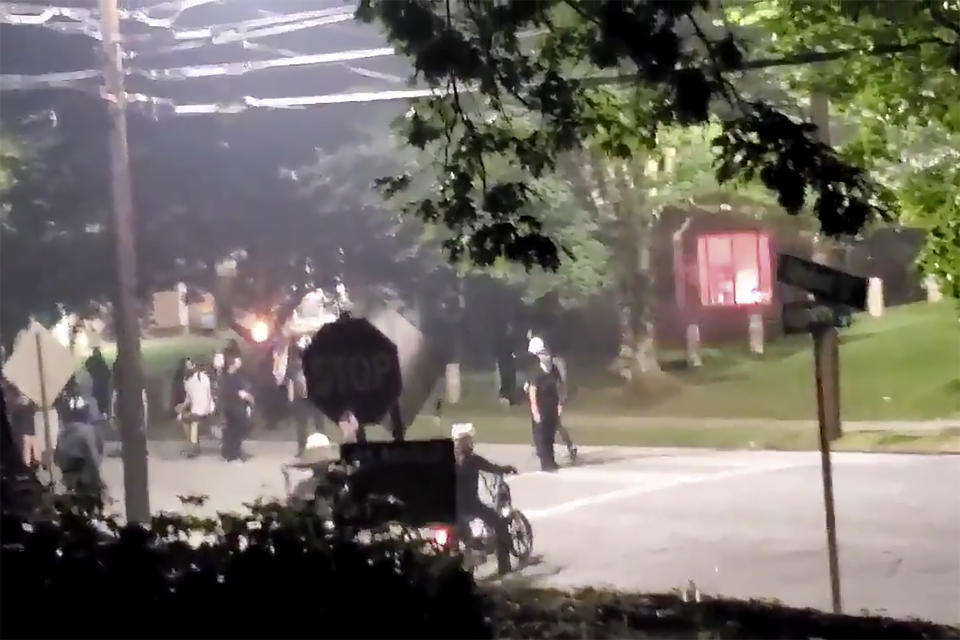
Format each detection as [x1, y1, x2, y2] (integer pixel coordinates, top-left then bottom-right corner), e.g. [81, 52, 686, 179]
[120, 69, 630, 117]
[1, 69, 101, 90]
[133, 45, 395, 80]
[173, 87, 443, 114]
[126, 10, 355, 56]
[0, 43, 399, 89]
[0, 3, 92, 25]
[1, 3, 356, 47]
[123, 0, 222, 29]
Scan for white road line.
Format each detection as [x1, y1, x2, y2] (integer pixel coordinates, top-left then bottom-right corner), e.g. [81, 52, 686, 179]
[520, 467, 747, 483]
[524, 462, 808, 521]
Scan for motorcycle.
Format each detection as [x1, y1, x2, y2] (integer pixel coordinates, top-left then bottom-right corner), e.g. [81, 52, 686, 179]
[428, 471, 533, 573]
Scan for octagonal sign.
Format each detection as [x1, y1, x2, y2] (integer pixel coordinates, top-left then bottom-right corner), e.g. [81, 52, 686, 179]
[302, 315, 402, 425]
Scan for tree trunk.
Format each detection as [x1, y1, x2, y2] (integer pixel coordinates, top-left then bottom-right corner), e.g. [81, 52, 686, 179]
[445, 276, 465, 404]
[578, 150, 662, 379]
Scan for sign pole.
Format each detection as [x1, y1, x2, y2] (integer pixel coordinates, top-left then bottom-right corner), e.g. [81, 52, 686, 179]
[389, 402, 404, 442]
[813, 326, 842, 614]
[33, 333, 54, 487]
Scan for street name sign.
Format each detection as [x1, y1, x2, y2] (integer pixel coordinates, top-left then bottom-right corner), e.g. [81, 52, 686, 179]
[777, 254, 867, 310]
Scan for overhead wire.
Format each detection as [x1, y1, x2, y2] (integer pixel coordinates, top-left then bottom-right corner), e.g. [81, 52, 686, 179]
[0, 3, 93, 25]
[1, 3, 562, 116]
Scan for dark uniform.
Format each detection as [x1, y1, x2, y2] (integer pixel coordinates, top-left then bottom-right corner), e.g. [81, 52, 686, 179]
[455, 452, 514, 575]
[54, 381, 104, 505]
[218, 368, 251, 461]
[529, 360, 564, 471]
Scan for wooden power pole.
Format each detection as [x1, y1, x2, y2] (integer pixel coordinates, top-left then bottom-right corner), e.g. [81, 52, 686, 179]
[100, 0, 150, 522]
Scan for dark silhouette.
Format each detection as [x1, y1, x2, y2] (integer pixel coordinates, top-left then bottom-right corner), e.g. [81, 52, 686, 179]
[453, 425, 517, 576]
[84, 348, 112, 420]
[218, 354, 253, 461]
[495, 324, 519, 405]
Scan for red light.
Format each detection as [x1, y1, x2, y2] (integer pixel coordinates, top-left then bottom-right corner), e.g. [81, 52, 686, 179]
[431, 527, 450, 547]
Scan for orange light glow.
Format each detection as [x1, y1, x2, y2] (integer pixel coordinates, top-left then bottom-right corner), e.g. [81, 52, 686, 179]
[251, 320, 270, 343]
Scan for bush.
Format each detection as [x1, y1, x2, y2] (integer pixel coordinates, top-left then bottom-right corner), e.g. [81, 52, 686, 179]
[0, 499, 490, 639]
[485, 586, 960, 639]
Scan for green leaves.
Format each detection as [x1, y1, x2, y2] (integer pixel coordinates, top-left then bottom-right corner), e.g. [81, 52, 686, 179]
[357, 0, 926, 270]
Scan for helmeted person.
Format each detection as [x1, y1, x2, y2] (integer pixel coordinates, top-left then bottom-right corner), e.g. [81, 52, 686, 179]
[285, 432, 338, 519]
[452, 423, 517, 576]
[524, 336, 571, 471]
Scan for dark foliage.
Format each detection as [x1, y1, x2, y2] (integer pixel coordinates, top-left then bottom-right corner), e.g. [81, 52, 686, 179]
[0, 498, 491, 640]
[487, 587, 960, 639]
[355, 0, 920, 269]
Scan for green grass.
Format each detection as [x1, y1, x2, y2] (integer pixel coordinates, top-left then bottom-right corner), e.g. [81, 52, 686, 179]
[647, 303, 960, 421]
[101, 334, 231, 378]
[455, 302, 959, 422]
[126, 302, 957, 452]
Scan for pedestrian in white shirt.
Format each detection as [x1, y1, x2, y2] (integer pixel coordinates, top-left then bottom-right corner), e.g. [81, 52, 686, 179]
[176, 358, 215, 458]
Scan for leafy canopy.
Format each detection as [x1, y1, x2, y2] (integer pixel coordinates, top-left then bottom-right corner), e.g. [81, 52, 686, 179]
[354, 0, 960, 270]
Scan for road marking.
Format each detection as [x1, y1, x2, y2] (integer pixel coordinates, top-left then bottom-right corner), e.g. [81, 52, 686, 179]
[524, 462, 808, 521]
[517, 469, 710, 484]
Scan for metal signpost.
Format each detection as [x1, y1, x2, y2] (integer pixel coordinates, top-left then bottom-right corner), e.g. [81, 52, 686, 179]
[2, 322, 77, 487]
[777, 254, 868, 614]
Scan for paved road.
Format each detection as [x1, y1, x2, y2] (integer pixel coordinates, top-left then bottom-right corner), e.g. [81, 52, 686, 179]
[101, 441, 960, 625]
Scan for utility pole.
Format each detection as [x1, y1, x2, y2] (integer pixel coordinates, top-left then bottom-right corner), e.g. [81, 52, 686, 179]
[100, 0, 150, 522]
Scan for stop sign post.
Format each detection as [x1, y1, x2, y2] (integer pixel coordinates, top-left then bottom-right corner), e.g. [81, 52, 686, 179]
[302, 315, 402, 427]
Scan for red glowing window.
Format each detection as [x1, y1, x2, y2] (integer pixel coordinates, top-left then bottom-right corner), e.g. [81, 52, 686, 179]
[697, 232, 772, 306]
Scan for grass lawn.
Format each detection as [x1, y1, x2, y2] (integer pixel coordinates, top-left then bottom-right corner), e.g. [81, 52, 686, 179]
[451, 302, 959, 422]
[127, 302, 958, 451]
[101, 333, 231, 378]
[634, 302, 960, 421]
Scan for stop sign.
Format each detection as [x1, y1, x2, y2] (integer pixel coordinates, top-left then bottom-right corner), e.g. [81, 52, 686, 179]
[302, 315, 402, 425]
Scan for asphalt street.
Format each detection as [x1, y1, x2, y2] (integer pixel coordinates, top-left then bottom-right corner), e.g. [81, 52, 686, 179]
[101, 441, 960, 625]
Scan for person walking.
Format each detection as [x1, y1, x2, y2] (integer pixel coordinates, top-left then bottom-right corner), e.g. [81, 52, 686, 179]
[218, 353, 254, 462]
[525, 337, 564, 472]
[171, 357, 188, 416]
[524, 336, 577, 464]
[287, 338, 324, 456]
[3, 382, 36, 467]
[495, 323, 519, 406]
[177, 358, 215, 458]
[54, 378, 105, 509]
[84, 347, 112, 421]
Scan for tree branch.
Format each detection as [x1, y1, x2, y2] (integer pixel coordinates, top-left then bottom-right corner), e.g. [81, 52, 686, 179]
[738, 37, 951, 71]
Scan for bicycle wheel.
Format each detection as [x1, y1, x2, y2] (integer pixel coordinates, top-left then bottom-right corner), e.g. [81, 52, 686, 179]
[508, 511, 533, 563]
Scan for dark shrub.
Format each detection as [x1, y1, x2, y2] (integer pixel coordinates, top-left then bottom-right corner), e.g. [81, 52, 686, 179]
[1, 499, 491, 639]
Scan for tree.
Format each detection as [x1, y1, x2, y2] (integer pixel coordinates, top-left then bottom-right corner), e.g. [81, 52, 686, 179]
[735, 0, 960, 297]
[357, 0, 956, 273]
[0, 96, 420, 342]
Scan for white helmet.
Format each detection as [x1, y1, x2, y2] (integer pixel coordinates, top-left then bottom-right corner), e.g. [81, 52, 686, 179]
[451, 423, 475, 440]
[297, 432, 336, 464]
[527, 336, 546, 355]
